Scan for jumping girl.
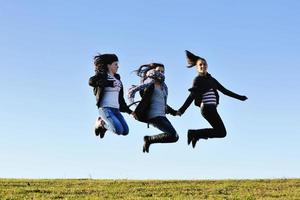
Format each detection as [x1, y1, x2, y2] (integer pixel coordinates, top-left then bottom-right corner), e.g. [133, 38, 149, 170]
[178, 50, 248, 148]
[89, 53, 133, 139]
[131, 63, 179, 153]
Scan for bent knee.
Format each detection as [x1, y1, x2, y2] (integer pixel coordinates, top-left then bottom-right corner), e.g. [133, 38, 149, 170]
[219, 129, 227, 138]
[114, 127, 124, 135]
[174, 135, 179, 142]
[122, 129, 129, 136]
[171, 134, 179, 142]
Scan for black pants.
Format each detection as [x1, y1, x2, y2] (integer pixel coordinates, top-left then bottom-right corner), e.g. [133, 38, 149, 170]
[193, 105, 227, 138]
[148, 116, 179, 143]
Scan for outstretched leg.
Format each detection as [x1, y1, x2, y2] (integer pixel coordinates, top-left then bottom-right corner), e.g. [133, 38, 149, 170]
[143, 116, 179, 153]
[143, 133, 178, 153]
[188, 105, 226, 148]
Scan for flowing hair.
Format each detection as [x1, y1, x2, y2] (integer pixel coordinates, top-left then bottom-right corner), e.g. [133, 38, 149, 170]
[94, 54, 107, 72]
[93, 53, 118, 73]
[133, 63, 164, 83]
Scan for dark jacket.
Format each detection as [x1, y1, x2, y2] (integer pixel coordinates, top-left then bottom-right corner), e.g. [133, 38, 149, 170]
[89, 71, 132, 114]
[134, 83, 177, 123]
[179, 73, 245, 114]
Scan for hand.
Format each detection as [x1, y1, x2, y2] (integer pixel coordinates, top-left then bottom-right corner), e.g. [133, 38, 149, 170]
[240, 95, 248, 101]
[176, 111, 182, 116]
[131, 111, 138, 120]
[113, 81, 121, 88]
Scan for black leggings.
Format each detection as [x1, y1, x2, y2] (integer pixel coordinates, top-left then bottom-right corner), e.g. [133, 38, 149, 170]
[196, 105, 227, 138]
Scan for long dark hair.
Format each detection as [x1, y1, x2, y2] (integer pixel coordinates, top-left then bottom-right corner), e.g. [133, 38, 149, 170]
[93, 53, 118, 72]
[134, 63, 164, 82]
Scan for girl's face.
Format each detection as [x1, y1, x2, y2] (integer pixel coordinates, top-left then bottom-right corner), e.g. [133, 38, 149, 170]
[107, 61, 119, 74]
[155, 66, 165, 74]
[154, 66, 165, 83]
[196, 59, 207, 75]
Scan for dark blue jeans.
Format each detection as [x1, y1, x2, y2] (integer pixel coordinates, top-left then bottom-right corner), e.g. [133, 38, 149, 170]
[148, 116, 179, 142]
[99, 107, 129, 135]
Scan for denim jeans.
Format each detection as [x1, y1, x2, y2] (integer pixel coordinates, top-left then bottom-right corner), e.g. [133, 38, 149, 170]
[98, 107, 129, 135]
[148, 116, 178, 140]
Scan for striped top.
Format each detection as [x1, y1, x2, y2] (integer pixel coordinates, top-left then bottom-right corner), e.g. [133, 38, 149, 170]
[201, 88, 217, 106]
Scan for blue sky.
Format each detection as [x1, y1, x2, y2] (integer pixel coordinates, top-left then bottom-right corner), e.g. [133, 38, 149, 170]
[0, 0, 299, 179]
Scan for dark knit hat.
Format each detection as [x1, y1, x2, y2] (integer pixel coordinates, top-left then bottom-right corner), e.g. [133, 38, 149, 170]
[94, 53, 119, 68]
[185, 50, 201, 68]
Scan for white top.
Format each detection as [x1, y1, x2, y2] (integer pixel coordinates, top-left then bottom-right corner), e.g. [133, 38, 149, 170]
[99, 74, 122, 109]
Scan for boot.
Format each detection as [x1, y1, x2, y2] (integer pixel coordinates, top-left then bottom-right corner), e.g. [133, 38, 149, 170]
[187, 130, 195, 145]
[143, 133, 178, 153]
[95, 117, 107, 139]
[187, 129, 208, 148]
[143, 136, 150, 153]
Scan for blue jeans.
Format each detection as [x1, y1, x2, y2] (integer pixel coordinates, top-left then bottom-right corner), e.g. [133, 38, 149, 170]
[98, 107, 129, 135]
[148, 116, 179, 141]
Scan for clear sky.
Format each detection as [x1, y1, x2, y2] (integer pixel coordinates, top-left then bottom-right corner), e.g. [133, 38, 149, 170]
[1, 0, 299, 179]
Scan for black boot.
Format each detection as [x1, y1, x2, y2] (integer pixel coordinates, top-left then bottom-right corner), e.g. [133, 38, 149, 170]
[95, 117, 107, 139]
[187, 129, 208, 148]
[187, 130, 195, 145]
[143, 136, 150, 153]
[143, 133, 178, 153]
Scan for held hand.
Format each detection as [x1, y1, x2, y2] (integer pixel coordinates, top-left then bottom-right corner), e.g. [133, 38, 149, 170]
[240, 95, 248, 101]
[131, 111, 138, 120]
[176, 111, 182, 116]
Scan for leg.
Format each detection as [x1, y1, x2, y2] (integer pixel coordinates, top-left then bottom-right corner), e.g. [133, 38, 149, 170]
[143, 116, 179, 153]
[201, 105, 227, 138]
[99, 107, 124, 135]
[113, 110, 129, 136]
[188, 105, 226, 148]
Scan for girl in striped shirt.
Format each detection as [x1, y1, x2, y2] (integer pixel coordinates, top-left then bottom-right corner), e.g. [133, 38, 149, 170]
[178, 50, 248, 148]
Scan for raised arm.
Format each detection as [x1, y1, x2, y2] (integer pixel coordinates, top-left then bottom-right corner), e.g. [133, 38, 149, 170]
[213, 78, 247, 101]
[128, 79, 154, 99]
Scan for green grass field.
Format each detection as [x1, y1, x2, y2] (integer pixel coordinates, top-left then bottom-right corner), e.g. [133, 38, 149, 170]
[0, 178, 299, 199]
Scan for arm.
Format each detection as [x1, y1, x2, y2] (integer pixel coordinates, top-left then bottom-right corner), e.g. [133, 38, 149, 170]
[133, 84, 154, 122]
[119, 86, 133, 114]
[178, 76, 200, 114]
[166, 105, 177, 116]
[116, 74, 132, 114]
[128, 80, 154, 99]
[88, 74, 114, 88]
[214, 78, 247, 101]
[178, 93, 195, 115]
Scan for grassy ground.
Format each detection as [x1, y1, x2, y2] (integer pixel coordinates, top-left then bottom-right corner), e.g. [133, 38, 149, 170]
[0, 178, 299, 199]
